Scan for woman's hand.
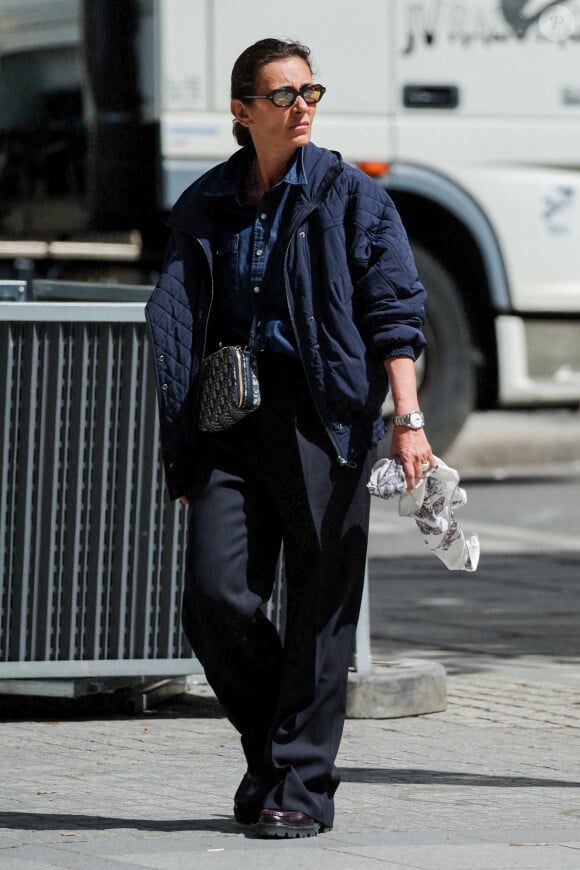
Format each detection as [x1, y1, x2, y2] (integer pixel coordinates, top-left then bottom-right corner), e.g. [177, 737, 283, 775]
[390, 425, 434, 492]
[180, 495, 190, 506]
[384, 355, 435, 491]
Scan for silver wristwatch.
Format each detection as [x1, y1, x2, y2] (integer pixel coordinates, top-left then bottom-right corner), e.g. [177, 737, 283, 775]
[392, 410, 425, 429]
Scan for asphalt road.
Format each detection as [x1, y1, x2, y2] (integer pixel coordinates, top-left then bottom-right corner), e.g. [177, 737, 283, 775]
[370, 406, 580, 556]
[369, 473, 580, 559]
[367, 437, 580, 677]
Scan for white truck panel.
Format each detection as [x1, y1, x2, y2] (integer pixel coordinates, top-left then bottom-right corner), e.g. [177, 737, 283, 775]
[210, 0, 391, 114]
[160, 0, 391, 113]
[462, 165, 580, 312]
[395, 0, 580, 118]
[395, 119, 580, 313]
[0, 0, 79, 54]
[160, 0, 208, 111]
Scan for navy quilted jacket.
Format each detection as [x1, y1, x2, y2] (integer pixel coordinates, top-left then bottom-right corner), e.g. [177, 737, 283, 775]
[146, 142, 426, 500]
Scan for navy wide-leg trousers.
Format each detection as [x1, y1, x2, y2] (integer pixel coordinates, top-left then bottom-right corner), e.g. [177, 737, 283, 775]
[182, 354, 374, 828]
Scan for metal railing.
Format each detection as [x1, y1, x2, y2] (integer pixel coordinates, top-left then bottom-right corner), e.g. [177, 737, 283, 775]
[0, 294, 202, 679]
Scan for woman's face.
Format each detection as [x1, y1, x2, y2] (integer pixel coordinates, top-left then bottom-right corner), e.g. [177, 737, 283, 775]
[233, 57, 317, 155]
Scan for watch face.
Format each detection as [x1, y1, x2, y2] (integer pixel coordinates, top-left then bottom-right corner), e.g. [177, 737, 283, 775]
[409, 411, 423, 428]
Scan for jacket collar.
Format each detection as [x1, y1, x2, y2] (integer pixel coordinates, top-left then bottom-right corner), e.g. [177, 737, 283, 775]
[168, 142, 344, 238]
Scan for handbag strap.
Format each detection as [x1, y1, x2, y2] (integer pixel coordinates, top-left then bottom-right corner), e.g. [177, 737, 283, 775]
[247, 312, 259, 352]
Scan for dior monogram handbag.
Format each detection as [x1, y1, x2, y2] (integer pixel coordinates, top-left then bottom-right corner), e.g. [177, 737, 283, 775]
[198, 344, 261, 432]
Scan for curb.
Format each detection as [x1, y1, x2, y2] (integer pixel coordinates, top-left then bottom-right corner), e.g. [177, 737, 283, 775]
[346, 660, 447, 719]
[179, 660, 448, 721]
[442, 410, 580, 472]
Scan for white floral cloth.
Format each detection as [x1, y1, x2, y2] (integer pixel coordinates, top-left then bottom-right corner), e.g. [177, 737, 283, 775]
[367, 456, 480, 572]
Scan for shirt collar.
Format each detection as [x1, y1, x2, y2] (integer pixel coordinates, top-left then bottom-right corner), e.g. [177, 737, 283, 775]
[283, 147, 307, 187]
[206, 147, 307, 199]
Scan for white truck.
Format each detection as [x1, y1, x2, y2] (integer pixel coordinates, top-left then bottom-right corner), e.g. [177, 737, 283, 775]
[1, 0, 579, 452]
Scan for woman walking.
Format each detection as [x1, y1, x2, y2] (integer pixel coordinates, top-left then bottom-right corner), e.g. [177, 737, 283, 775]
[146, 37, 434, 838]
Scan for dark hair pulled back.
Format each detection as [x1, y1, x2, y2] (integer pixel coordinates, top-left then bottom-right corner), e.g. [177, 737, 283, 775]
[231, 38, 312, 146]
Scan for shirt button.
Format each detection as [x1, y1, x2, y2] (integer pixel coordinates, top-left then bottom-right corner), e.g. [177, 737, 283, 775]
[256, 249, 263, 256]
[260, 213, 267, 220]
[253, 286, 261, 294]
[162, 383, 168, 391]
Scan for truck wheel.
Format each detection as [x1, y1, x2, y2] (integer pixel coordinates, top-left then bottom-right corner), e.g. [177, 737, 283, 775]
[381, 243, 476, 457]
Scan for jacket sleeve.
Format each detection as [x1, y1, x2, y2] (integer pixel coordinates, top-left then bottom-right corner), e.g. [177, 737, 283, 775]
[145, 232, 198, 500]
[346, 173, 427, 362]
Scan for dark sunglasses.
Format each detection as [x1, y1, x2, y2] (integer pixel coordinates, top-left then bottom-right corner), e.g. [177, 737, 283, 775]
[245, 83, 326, 108]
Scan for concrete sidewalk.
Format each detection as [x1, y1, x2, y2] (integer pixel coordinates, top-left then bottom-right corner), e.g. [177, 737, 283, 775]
[1, 654, 579, 869]
[0, 410, 579, 869]
[443, 408, 580, 473]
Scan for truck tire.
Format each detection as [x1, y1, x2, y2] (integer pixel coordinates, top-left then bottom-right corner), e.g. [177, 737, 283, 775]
[380, 243, 476, 457]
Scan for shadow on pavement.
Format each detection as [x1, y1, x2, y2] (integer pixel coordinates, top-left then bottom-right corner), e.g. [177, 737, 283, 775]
[340, 768, 580, 788]
[0, 690, 224, 723]
[0, 812, 240, 833]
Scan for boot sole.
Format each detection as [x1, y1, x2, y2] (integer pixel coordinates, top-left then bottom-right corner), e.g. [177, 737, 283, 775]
[254, 821, 331, 839]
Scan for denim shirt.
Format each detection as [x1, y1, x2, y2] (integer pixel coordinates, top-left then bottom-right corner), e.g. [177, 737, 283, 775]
[207, 148, 307, 356]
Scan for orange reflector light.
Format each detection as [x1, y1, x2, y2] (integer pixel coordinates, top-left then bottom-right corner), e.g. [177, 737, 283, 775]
[357, 161, 390, 178]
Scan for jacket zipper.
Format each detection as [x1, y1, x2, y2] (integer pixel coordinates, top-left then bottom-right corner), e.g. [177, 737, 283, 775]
[189, 236, 214, 410]
[280, 197, 357, 469]
[282, 247, 356, 468]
